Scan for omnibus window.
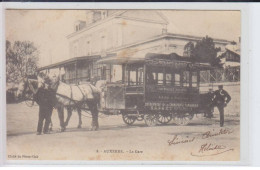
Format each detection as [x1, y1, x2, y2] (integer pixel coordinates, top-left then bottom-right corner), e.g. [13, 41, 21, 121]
[192, 72, 198, 87]
[183, 71, 190, 87]
[158, 73, 164, 85]
[105, 64, 111, 82]
[175, 74, 180, 86]
[166, 73, 172, 85]
[126, 65, 144, 86]
[137, 68, 144, 85]
[111, 65, 122, 83]
[146, 71, 156, 84]
[129, 70, 136, 85]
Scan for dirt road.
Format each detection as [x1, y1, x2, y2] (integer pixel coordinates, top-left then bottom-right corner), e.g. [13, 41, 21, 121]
[6, 103, 240, 161]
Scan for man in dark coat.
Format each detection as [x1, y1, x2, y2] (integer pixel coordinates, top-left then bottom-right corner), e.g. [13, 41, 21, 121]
[203, 88, 215, 118]
[213, 85, 231, 127]
[34, 79, 56, 135]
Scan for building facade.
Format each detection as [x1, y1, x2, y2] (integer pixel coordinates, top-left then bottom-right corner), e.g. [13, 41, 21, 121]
[39, 10, 232, 84]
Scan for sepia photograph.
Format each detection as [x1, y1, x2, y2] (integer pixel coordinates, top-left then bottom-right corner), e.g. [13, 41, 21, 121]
[5, 9, 241, 161]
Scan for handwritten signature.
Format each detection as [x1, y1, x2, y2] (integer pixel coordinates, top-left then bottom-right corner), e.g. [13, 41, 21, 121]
[167, 128, 235, 157]
[202, 128, 233, 139]
[168, 135, 195, 146]
[191, 143, 234, 157]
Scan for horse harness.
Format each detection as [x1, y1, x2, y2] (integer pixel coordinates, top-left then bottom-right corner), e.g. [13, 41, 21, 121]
[55, 81, 95, 106]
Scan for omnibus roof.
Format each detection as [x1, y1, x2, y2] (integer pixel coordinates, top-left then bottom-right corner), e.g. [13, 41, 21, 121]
[145, 53, 213, 71]
[98, 52, 214, 71]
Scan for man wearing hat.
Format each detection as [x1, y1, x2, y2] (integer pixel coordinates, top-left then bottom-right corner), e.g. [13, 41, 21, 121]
[213, 85, 231, 127]
[34, 76, 56, 135]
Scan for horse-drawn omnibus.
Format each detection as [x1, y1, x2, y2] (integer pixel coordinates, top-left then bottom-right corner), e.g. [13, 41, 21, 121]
[97, 53, 213, 126]
[18, 52, 215, 131]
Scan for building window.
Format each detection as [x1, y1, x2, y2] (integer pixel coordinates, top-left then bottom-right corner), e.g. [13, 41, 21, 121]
[168, 44, 177, 52]
[76, 25, 79, 31]
[102, 11, 107, 19]
[101, 35, 106, 52]
[92, 11, 102, 23]
[86, 40, 91, 56]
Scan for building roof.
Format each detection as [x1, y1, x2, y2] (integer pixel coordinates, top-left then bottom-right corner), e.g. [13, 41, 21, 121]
[107, 32, 231, 54]
[117, 10, 169, 25]
[97, 51, 146, 64]
[38, 55, 101, 71]
[98, 52, 213, 71]
[40, 32, 231, 71]
[225, 44, 240, 56]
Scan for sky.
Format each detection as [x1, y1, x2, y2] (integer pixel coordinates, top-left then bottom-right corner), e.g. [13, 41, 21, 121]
[5, 10, 240, 67]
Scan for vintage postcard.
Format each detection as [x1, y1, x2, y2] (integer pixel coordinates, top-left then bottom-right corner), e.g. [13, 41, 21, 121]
[5, 9, 241, 162]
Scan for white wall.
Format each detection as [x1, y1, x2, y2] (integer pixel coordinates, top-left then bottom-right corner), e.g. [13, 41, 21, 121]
[67, 16, 166, 59]
[119, 18, 164, 45]
[68, 19, 116, 58]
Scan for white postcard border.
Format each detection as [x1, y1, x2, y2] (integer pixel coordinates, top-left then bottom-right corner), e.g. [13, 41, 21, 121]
[0, 2, 250, 166]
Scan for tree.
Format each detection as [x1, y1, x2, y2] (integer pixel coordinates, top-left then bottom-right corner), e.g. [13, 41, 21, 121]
[6, 40, 39, 84]
[185, 36, 222, 67]
[183, 41, 195, 58]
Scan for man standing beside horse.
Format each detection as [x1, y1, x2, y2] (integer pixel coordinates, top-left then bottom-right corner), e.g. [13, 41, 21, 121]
[34, 76, 56, 135]
[17, 74, 101, 133]
[17, 74, 55, 135]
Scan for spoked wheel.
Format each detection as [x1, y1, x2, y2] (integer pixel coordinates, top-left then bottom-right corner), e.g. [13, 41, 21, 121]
[173, 112, 194, 126]
[158, 112, 172, 125]
[122, 114, 136, 125]
[144, 114, 158, 127]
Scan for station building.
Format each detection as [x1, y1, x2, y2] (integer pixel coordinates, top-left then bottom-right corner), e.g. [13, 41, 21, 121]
[39, 10, 232, 84]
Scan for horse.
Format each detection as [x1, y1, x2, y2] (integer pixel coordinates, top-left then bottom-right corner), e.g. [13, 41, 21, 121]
[16, 75, 37, 102]
[48, 75, 101, 131]
[16, 75, 54, 132]
[16, 75, 87, 132]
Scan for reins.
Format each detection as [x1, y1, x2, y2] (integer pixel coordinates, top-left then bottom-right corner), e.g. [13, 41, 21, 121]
[27, 79, 38, 95]
[22, 78, 38, 107]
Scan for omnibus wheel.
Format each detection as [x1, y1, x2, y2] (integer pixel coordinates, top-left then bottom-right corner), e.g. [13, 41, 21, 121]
[144, 114, 158, 127]
[173, 112, 194, 126]
[122, 114, 136, 125]
[158, 112, 172, 125]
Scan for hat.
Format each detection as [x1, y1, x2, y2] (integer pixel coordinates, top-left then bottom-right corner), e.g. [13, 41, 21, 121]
[44, 77, 52, 85]
[218, 85, 223, 89]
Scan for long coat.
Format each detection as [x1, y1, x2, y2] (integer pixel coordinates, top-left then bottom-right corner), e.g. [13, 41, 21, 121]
[34, 88, 56, 110]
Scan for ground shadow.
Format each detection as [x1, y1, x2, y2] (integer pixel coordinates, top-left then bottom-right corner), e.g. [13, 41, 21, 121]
[7, 117, 240, 137]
